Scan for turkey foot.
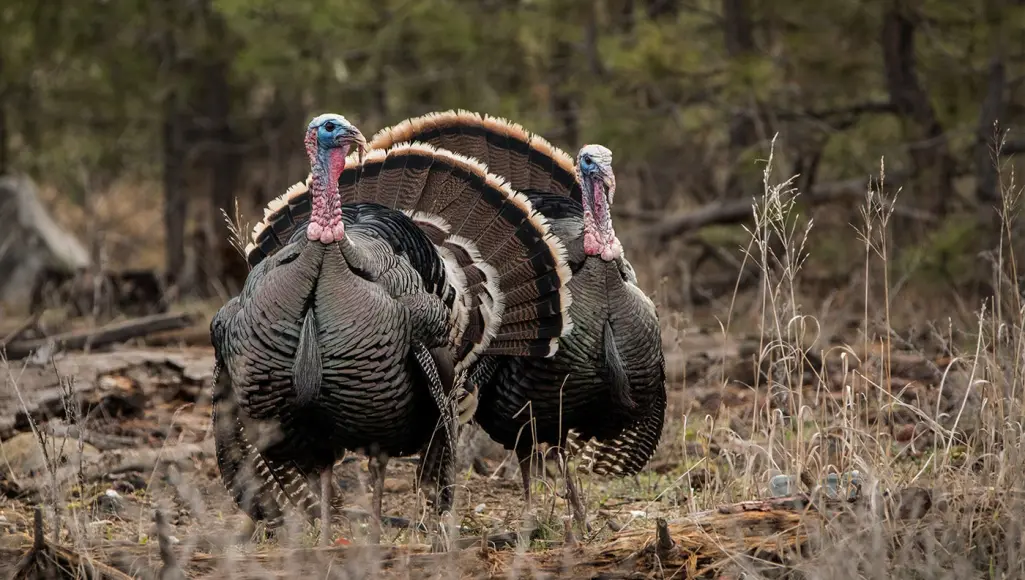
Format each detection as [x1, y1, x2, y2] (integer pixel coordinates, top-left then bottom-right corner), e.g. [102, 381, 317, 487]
[368, 454, 389, 544]
[319, 467, 334, 547]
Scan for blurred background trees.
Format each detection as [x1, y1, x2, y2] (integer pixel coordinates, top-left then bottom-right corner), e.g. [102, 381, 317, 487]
[2, 0, 1024, 312]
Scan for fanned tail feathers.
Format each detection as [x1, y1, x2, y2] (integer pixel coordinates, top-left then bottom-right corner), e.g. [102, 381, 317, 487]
[243, 143, 574, 376]
[368, 109, 583, 203]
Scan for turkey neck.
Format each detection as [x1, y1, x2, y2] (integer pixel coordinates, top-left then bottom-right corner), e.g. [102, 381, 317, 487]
[581, 175, 621, 261]
[307, 137, 349, 243]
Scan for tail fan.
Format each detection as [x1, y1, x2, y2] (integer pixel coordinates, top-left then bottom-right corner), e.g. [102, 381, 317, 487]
[368, 110, 583, 203]
[564, 385, 667, 477]
[243, 143, 575, 375]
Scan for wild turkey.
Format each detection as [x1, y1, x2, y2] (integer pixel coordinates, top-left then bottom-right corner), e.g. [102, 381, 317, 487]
[370, 110, 666, 527]
[211, 113, 574, 544]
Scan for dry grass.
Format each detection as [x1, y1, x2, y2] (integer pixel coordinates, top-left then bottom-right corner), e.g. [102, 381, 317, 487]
[3, 138, 1025, 578]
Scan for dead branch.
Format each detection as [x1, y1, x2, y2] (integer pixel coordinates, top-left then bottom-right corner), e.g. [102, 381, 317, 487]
[142, 324, 213, 348]
[2, 312, 195, 360]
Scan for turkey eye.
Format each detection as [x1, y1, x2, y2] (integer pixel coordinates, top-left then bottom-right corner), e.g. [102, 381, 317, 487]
[324, 121, 337, 132]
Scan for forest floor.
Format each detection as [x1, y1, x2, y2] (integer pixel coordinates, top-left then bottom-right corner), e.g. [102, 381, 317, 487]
[0, 305, 1014, 579]
[3, 169, 1025, 578]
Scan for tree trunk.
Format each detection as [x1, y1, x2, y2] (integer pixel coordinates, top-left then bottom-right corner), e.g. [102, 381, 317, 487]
[723, 0, 759, 199]
[200, 5, 245, 295]
[162, 98, 187, 290]
[974, 57, 1005, 208]
[881, 1, 955, 218]
[550, 38, 579, 147]
[974, 0, 1007, 211]
[205, 71, 244, 295]
[0, 50, 7, 176]
[160, 3, 187, 291]
[584, 3, 606, 78]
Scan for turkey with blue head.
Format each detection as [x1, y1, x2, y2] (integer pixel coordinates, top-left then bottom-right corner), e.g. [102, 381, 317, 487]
[368, 110, 667, 531]
[210, 113, 574, 546]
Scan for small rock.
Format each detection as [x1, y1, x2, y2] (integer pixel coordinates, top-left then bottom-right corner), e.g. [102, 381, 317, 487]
[769, 474, 797, 497]
[473, 503, 486, 514]
[383, 478, 412, 494]
[0, 432, 100, 478]
[894, 424, 915, 443]
[96, 489, 124, 515]
[112, 479, 136, 495]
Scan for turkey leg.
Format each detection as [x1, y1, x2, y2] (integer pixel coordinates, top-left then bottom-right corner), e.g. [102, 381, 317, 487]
[319, 467, 334, 546]
[557, 446, 590, 534]
[514, 445, 543, 545]
[515, 446, 536, 510]
[368, 454, 389, 544]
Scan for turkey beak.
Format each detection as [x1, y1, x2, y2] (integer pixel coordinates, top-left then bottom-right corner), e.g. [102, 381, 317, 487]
[348, 130, 368, 165]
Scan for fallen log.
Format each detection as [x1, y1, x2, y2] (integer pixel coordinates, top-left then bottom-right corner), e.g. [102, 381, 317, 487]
[0, 347, 214, 439]
[2, 312, 196, 360]
[128, 489, 935, 578]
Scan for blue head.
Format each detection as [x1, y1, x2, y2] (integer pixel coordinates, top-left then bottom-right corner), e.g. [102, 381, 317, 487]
[576, 144, 615, 205]
[304, 113, 368, 171]
[302, 114, 367, 244]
